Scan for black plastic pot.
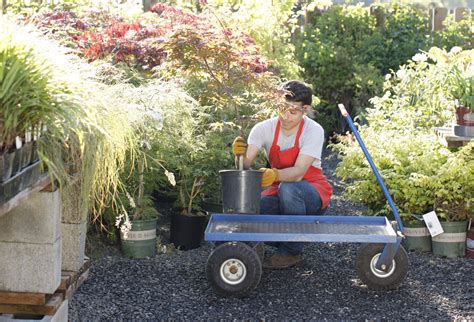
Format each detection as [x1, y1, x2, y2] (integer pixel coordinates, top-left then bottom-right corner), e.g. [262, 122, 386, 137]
[170, 212, 208, 250]
[0, 171, 23, 203]
[11, 147, 22, 176]
[31, 141, 39, 163]
[0, 151, 15, 183]
[21, 142, 33, 169]
[19, 162, 35, 190]
[219, 170, 262, 214]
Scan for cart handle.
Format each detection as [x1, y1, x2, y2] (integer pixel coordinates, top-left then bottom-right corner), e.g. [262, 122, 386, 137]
[338, 104, 404, 233]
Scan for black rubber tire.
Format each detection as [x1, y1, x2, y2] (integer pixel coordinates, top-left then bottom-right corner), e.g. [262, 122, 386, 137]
[249, 242, 265, 262]
[356, 243, 409, 290]
[206, 242, 262, 298]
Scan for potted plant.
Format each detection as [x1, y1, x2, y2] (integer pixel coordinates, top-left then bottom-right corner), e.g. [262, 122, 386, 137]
[332, 128, 472, 254]
[0, 23, 56, 203]
[117, 147, 161, 259]
[450, 66, 474, 136]
[430, 143, 473, 258]
[170, 174, 208, 251]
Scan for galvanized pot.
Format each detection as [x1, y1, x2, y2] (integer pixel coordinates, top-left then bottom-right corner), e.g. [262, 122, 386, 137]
[219, 170, 262, 214]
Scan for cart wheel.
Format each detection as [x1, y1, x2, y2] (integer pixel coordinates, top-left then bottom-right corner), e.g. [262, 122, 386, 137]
[249, 242, 265, 261]
[206, 242, 262, 298]
[356, 243, 408, 290]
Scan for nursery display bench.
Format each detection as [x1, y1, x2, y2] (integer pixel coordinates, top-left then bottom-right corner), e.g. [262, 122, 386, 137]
[0, 174, 51, 218]
[435, 127, 474, 148]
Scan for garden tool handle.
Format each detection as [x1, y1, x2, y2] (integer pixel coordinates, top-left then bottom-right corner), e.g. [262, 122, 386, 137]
[338, 104, 349, 117]
[337, 103, 405, 233]
[238, 155, 244, 171]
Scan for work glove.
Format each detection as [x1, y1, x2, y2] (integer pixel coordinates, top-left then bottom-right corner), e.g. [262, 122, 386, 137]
[232, 136, 247, 156]
[259, 168, 279, 187]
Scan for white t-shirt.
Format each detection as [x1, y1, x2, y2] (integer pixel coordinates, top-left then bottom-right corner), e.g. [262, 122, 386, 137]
[247, 116, 325, 169]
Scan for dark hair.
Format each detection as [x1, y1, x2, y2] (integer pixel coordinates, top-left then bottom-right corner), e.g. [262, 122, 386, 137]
[281, 80, 313, 105]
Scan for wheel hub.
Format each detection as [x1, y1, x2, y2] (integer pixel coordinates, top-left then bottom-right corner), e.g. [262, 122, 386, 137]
[220, 258, 247, 285]
[370, 253, 396, 278]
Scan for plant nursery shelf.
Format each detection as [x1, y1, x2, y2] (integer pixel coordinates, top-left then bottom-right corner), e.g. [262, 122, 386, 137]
[434, 127, 473, 148]
[0, 258, 91, 317]
[0, 175, 52, 218]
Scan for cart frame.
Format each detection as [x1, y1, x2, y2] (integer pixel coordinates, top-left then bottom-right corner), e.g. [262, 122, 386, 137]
[204, 104, 408, 296]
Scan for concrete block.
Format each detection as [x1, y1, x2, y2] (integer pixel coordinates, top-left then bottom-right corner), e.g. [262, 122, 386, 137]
[0, 190, 61, 244]
[61, 221, 86, 272]
[0, 237, 61, 294]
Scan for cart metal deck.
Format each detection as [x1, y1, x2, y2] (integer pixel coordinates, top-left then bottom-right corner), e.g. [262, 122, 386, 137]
[206, 214, 398, 243]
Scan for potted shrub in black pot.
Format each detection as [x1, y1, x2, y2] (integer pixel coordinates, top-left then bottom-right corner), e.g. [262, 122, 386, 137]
[170, 175, 209, 251]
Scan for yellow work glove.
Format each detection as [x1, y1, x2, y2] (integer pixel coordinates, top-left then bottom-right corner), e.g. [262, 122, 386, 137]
[260, 168, 279, 187]
[232, 136, 247, 156]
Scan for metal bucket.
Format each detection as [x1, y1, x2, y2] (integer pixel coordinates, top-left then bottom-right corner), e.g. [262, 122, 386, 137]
[219, 170, 262, 214]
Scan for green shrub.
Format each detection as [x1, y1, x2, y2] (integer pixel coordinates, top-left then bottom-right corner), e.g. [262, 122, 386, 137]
[295, 2, 472, 135]
[432, 14, 474, 51]
[333, 47, 474, 222]
[367, 47, 473, 131]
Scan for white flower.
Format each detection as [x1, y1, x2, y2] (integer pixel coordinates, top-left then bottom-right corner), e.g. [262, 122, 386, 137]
[385, 74, 392, 81]
[396, 69, 407, 80]
[120, 218, 132, 240]
[449, 46, 462, 55]
[115, 213, 124, 228]
[165, 170, 176, 186]
[412, 53, 427, 62]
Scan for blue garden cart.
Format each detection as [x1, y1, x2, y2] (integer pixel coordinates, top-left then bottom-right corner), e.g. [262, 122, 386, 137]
[204, 104, 408, 298]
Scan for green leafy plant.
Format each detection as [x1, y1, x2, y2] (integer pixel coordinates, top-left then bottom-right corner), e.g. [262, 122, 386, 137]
[295, 2, 471, 135]
[1, 20, 159, 241]
[0, 25, 60, 150]
[202, 0, 302, 79]
[332, 128, 473, 222]
[367, 47, 474, 132]
[332, 47, 474, 223]
[449, 66, 474, 110]
[432, 14, 474, 52]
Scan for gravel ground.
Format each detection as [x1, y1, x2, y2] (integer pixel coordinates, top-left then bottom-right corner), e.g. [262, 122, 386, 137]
[69, 150, 474, 320]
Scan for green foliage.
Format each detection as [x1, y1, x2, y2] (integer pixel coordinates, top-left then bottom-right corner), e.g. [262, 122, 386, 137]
[432, 14, 474, 52]
[295, 2, 471, 134]
[333, 47, 474, 222]
[0, 24, 61, 149]
[1, 20, 154, 236]
[161, 20, 287, 206]
[367, 47, 474, 131]
[4, 0, 143, 17]
[205, 0, 302, 79]
[296, 3, 385, 133]
[333, 129, 473, 222]
[369, 4, 429, 74]
[448, 65, 474, 110]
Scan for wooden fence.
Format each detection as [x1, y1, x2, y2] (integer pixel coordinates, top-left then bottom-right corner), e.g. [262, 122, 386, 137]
[1, 0, 472, 31]
[303, 5, 472, 32]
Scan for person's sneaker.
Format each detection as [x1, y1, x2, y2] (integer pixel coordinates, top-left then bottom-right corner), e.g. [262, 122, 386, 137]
[262, 253, 303, 269]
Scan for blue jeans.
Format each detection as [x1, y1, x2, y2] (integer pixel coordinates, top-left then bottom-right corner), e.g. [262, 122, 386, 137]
[260, 181, 325, 256]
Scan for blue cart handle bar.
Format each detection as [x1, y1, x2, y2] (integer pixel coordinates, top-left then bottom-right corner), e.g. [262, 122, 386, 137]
[338, 104, 404, 233]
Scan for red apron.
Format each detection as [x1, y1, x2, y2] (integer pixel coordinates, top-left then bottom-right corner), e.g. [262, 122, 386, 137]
[261, 119, 333, 209]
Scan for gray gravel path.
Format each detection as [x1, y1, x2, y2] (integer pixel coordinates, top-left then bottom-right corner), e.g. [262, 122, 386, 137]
[69, 150, 474, 320]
